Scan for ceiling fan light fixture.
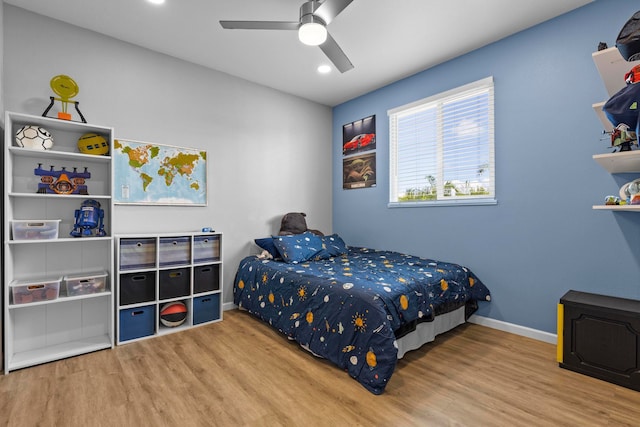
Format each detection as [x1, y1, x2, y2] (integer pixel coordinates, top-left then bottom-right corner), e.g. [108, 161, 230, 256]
[298, 22, 327, 46]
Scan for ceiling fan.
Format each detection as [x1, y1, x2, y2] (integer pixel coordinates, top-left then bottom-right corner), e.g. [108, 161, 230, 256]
[219, 0, 355, 73]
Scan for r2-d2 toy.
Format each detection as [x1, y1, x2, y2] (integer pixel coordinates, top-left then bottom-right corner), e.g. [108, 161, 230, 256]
[70, 199, 106, 237]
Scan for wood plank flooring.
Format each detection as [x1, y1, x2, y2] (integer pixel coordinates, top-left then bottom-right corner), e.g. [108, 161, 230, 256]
[0, 309, 638, 426]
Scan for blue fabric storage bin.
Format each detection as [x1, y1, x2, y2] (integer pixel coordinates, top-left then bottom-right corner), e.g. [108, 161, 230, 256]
[119, 305, 155, 341]
[193, 294, 220, 325]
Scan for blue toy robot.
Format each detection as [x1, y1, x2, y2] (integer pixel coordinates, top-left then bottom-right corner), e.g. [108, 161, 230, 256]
[70, 199, 106, 237]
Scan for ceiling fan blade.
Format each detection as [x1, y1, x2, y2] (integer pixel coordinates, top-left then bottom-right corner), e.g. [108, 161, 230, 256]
[219, 21, 299, 30]
[319, 32, 353, 73]
[314, 0, 354, 25]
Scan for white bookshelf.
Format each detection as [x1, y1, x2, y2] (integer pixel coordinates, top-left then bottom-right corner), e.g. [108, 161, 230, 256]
[3, 111, 115, 373]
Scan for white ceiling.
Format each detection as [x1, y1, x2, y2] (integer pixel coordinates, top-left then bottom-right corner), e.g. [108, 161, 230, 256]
[4, 0, 593, 106]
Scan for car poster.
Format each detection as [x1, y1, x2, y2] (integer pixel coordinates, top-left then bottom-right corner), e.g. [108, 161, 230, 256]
[342, 115, 376, 157]
[342, 115, 376, 190]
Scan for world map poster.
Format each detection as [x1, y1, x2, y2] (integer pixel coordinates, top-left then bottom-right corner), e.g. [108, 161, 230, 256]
[113, 139, 207, 205]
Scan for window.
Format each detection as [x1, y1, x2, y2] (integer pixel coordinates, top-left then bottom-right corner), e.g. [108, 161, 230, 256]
[388, 77, 495, 207]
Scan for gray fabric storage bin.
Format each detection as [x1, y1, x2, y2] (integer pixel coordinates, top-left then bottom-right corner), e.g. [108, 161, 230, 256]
[120, 238, 156, 270]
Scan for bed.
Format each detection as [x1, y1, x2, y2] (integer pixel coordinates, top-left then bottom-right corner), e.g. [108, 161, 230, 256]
[233, 232, 491, 394]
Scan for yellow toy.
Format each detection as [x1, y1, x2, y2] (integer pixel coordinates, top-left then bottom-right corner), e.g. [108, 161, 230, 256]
[42, 75, 87, 123]
[78, 133, 109, 155]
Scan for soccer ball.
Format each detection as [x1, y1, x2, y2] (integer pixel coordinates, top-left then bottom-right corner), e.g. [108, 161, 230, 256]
[15, 125, 54, 150]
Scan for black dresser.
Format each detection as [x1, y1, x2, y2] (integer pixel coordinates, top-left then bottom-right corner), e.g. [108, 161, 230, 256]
[558, 290, 640, 391]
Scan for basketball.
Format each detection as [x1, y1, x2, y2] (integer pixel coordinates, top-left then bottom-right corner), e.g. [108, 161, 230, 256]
[15, 125, 54, 150]
[78, 133, 109, 155]
[160, 301, 188, 327]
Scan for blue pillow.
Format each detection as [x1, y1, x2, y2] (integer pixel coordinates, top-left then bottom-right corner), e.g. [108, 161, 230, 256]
[254, 237, 279, 259]
[322, 234, 348, 256]
[313, 234, 349, 260]
[272, 232, 323, 263]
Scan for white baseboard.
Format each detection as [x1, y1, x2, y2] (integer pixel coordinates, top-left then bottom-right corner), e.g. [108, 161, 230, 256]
[223, 302, 236, 312]
[468, 314, 557, 345]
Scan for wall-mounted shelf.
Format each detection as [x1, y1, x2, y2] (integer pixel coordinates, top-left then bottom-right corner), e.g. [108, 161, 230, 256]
[592, 47, 640, 132]
[593, 205, 640, 211]
[593, 150, 640, 174]
[591, 48, 640, 213]
[592, 47, 640, 97]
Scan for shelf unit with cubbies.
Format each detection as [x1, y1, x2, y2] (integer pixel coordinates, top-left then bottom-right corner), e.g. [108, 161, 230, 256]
[2, 111, 115, 373]
[591, 48, 640, 211]
[115, 232, 223, 344]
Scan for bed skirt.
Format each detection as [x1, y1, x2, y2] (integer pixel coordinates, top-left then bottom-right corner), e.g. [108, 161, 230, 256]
[396, 306, 466, 359]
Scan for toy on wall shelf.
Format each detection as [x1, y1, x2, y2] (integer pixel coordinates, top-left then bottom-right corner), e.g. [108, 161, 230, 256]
[41, 74, 87, 123]
[70, 199, 106, 237]
[604, 195, 621, 205]
[626, 178, 640, 205]
[34, 163, 90, 195]
[608, 124, 638, 152]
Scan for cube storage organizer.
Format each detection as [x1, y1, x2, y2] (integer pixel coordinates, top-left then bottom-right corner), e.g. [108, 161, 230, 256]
[116, 232, 223, 344]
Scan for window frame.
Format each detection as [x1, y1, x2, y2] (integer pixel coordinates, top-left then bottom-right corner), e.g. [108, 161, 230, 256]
[388, 76, 496, 208]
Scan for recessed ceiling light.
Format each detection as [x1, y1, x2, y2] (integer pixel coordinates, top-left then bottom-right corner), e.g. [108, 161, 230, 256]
[317, 65, 331, 74]
[147, 0, 165, 5]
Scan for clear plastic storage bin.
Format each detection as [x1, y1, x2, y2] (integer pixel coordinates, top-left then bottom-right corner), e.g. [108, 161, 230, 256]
[11, 219, 61, 240]
[10, 277, 62, 304]
[64, 271, 108, 297]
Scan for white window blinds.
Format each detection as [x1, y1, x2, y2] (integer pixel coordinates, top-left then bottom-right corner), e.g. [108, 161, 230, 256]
[389, 77, 495, 206]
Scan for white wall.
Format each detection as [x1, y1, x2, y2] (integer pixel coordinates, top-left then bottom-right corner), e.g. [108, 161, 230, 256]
[3, 5, 333, 305]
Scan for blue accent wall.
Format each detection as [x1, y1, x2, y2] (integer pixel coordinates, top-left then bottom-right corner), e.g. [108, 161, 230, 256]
[332, 0, 640, 333]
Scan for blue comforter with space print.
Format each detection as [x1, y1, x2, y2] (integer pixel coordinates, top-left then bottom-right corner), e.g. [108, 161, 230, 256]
[233, 247, 490, 394]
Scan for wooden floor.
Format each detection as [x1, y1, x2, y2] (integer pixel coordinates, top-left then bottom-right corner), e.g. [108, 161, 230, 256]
[0, 309, 638, 426]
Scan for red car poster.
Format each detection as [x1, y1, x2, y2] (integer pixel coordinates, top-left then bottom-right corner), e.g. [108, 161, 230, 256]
[343, 115, 376, 190]
[342, 115, 376, 156]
